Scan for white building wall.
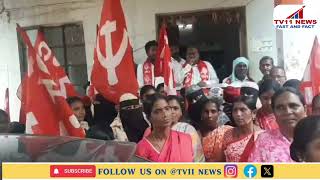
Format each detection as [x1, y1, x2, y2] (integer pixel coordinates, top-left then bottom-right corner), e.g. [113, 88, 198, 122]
[0, 21, 22, 122]
[0, 0, 278, 121]
[246, 0, 278, 81]
[280, 0, 320, 80]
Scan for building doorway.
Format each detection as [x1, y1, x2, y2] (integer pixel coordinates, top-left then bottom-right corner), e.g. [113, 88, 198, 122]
[156, 7, 247, 81]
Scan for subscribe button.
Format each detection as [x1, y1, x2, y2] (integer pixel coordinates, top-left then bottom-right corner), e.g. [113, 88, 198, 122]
[50, 165, 96, 177]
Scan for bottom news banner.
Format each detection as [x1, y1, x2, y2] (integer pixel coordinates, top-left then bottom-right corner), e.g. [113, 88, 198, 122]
[1, 163, 320, 179]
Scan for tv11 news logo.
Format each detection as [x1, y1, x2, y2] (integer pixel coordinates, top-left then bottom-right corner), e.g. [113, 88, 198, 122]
[273, 5, 318, 30]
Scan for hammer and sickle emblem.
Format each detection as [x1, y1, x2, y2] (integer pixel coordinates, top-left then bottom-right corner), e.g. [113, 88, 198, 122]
[96, 20, 128, 86]
[38, 41, 52, 62]
[38, 41, 60, 66]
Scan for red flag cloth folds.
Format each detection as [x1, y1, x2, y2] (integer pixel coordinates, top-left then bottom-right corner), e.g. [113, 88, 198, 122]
[91, 0, 139, 104]
[18, 30, 79, 124]
[34, 30, 78, 98]
[17, 25, 85, 137]
[301, 36, 320, 114]
[154, 25, 177, 95]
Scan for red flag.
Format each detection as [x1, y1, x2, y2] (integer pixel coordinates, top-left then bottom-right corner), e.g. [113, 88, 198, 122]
[17, 25, 85, 137]
[4, 88, 10, 119]
[91, 0, 139, 104]
[301, 36, 320, 113]
[155, 25, 177, 95]
[18, 31, 78, 124]
[34, 30, 78, 98]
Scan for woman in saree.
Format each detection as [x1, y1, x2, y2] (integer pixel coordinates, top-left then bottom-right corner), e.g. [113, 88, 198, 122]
[223, 95, 262, 162]
[201, 98, 233, 162]
[143, 95, 204, 162]
[135, 94, 193, 162]
[248, 87, 307, 162]
[167, 95, 204, 162]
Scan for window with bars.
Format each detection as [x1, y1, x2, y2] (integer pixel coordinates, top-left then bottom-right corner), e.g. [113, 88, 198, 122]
[18, 23, 88, 95]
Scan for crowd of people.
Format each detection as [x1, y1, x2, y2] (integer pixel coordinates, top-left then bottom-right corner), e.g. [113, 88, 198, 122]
[0, 40, 320, 163]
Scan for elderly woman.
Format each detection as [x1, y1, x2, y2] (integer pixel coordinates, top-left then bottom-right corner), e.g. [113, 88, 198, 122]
[223, 95, 262, 162]
[248, 87, 307, 162]
[223, 57, 254, 85]
[290, 116, 320, 162]
[136, 94, 193, 162]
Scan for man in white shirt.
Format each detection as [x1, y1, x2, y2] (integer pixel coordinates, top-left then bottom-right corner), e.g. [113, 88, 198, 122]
[170, 44, 186, 91]
[181, 47, 219, 88]
[136, 40, 164, 88]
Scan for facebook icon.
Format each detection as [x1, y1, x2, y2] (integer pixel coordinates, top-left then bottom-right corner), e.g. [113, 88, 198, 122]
[244, 165, 257, 178]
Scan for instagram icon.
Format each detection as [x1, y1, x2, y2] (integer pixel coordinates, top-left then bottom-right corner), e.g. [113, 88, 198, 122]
[224, 164, 238, 178]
